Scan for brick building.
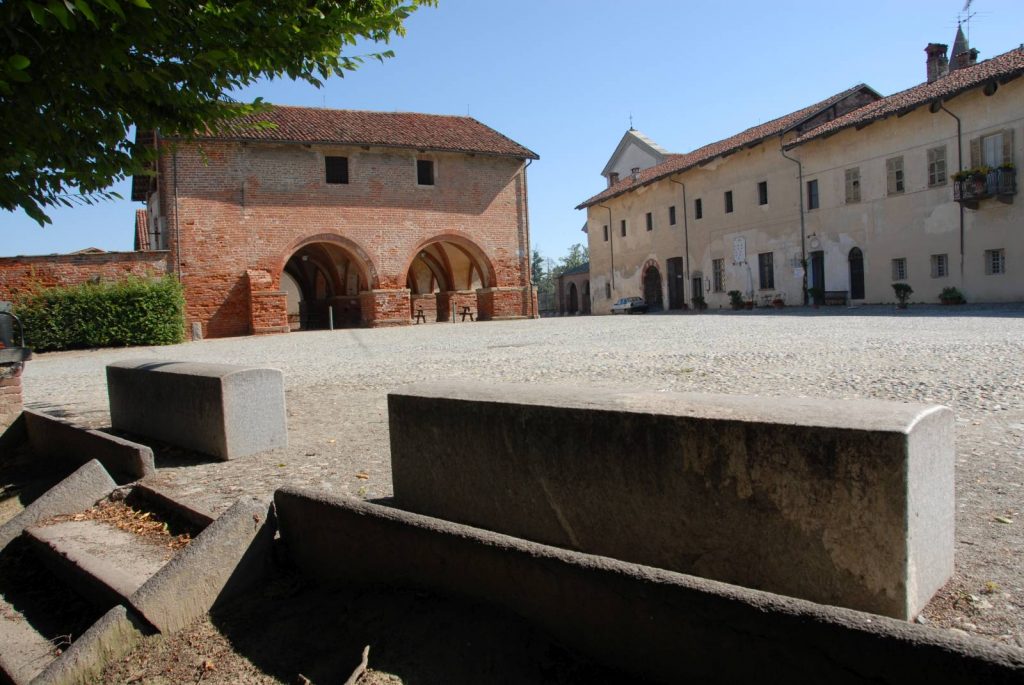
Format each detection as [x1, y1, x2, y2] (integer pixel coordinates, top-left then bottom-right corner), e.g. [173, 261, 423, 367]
[0, 107, 538, 339]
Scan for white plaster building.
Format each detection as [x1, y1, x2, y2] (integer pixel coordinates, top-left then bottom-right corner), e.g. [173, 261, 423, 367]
[578, 35, 1023, 311]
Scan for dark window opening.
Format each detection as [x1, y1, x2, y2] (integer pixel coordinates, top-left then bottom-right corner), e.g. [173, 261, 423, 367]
[758, 252, 774, 289]
[758, 181, 768, 205]
[669, 205, 676, 225]
[603, 225, 609, 242]
[694, 198, 703, 220]
[646, 212, 653, 231]
[417, 159, 435, 186]
[725, 190, 734, 214]
[325, 156, 349, 184]
[807, 179, 819, 210]
[620, 219, 627, 237]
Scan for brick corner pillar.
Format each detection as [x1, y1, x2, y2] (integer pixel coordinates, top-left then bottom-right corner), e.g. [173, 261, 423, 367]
[360, 289, 411, 327]
[529, 285, 540, 319]
[476, 287, 530, 321]
[245, 269, 289, 336]
[0, 361, 25, 434]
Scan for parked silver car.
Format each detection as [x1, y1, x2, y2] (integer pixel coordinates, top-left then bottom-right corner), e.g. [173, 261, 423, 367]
[611, 296, 648, 314]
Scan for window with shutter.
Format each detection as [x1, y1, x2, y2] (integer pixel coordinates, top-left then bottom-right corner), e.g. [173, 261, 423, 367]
[845, 167, 861, 203]
[886, 157, 904, 194]
[927, 147, 947, 187]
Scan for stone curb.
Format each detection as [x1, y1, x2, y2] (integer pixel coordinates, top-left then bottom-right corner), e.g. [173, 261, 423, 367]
[30, 605, 149, 685]
[274, 488, 1024, 684]
[130, 482, 216, 530]
[23, 410, 154, 482]
[128, 496, 275, 634]
[0, 459, 115, 552]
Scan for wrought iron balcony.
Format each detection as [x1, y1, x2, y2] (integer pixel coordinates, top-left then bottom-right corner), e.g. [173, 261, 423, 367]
[953, 167, 1017, 209]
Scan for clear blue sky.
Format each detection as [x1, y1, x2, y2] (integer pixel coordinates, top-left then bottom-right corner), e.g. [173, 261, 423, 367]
[4, 0, 1023, 264]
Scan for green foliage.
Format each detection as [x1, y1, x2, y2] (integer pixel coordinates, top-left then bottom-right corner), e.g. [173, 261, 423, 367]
[1, 0, 435, 224]
[727, 289, 744, 309]
[891, 282, 913, 305]
[14, 276, 185, 351]
[553, 243, 589, 276]
[939, 286, 965, 304]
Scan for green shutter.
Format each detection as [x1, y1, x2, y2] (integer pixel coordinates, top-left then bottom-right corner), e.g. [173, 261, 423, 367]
[1001, 128, 1015, 166]
[969, 136, 982, 168]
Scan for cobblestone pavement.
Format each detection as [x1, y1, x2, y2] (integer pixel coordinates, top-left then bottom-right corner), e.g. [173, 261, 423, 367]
[19, 304, 1024, 645]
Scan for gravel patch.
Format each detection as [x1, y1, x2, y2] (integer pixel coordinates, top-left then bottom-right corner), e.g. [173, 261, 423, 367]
[19, 304, 1024, 646]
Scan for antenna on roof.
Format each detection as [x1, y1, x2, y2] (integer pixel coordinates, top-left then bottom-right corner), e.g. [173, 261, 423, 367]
[629, 113, 635, 130]
[959, 0, 977, 42]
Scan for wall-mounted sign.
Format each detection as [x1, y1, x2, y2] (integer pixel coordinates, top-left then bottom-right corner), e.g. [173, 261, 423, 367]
[732, 237, 746, 264]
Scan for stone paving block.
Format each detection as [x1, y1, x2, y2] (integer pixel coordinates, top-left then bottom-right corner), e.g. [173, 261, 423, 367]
[107, 360, 287, 460]
[23, 409, 154, 481]
[389, 382, 955, 620]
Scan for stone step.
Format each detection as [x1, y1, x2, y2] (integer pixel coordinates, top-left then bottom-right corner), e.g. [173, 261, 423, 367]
[25, 519, 173, 609]
[0, 594, 57, 685]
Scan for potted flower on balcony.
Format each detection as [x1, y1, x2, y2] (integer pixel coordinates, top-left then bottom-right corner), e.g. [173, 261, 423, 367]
[892, 282, 913, 309]
[939, 286, 965, 305]
[727, 290, 744, 310]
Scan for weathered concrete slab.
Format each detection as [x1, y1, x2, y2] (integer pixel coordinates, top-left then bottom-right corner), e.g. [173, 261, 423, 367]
[32, 604, 149, 685]
[23, 410, 154, 481]
[274, 489, 1023, 685]
[26, 520, 169, 607]
[389, 382, 955, 620]
[129, 497, 274, 633]
[107, 360, 287, 460]
[0, 594, 55, 685]
[130, 482, 215, 530]
[0, 460, 115, 553]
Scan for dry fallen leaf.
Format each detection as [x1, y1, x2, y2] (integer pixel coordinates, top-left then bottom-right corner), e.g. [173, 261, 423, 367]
[355, 472, 370, 480]
[994, 516, 1013, 524]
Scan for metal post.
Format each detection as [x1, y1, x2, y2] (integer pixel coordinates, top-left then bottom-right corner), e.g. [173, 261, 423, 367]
[328, 306, 334, 330]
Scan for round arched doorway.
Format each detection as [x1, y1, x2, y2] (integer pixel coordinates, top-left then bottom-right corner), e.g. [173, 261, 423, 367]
[582, 281, 591, 314]
[282, 241, 372, 329]
[404, 236, 495, 322]
[643, 264, 664, 311]
[568, 282, 579, 314]
[848, 247, 865, 300]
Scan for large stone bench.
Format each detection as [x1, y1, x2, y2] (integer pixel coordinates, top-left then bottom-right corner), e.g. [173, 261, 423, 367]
[388, 382, 954, 620]
[107, 360, 287, 460]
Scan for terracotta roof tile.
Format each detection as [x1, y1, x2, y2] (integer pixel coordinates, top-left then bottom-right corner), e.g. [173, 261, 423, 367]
[187, 106, 538, 159]
[577, 85, 875, 209]
[787, 47, 1024, 148]
[134, 209, 150, 251]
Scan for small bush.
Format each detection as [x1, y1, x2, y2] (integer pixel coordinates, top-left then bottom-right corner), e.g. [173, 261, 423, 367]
[15, 276, 185, 351]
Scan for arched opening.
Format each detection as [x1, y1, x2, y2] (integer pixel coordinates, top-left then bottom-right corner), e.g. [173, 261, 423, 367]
[582, 281, 591, 314]
[282, 242, 371, 329]
[848, 247, 865, 300]
[404, 236, 495, 322]
[568, 282, 579, 314]
[643, 265, 664, 311]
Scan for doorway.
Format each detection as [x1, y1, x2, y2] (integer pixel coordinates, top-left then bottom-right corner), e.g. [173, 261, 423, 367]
[691, 275, 703, 302]
[810, 250, 824, 305]
[666, 257, 685, 310]
[848, 247, 865, 300]
[643, 265, 663, 311]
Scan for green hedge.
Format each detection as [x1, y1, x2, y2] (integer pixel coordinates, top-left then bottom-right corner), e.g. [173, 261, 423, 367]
[15, 276, 185, 351]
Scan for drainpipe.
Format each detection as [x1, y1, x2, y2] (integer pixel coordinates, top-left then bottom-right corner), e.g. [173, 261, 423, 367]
[521, 158, 535, 318]
[597, 203, 615, 291]
[779, 142, 807, 304]
[933, 101, 965, 282]
[668, 177, 690, 305]
[172, 143, 181, 280]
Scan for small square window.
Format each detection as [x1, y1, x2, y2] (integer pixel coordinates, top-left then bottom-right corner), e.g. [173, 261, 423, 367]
[930, 253, 948, 278]
[724, 190, 734, 214]
[807, 179, 819, 210]
[694, 198, 703, 220]
[646, 212, 653, 231]
[417, 159, 435, 186]
[758, 181, 768, 205]
[620, 219, 626, 237]
[892, 258, 908, 281]
[669, 206, 676, 226]
[985, 248, 1005, 275]
[325, 156, 349, 184]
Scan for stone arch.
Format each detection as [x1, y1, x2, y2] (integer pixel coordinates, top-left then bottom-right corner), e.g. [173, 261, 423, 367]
[568, 282, 579, 314]
[401, 233, 498, 322]
[277, 234, 378, 329]
[642, 259, 663, 311]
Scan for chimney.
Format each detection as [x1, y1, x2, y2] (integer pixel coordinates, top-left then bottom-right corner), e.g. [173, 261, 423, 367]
[608, 172, 619, 187]
[953, 48, 979, 70]
[631, 167, 640, 182]
[925, 43, 949, 83]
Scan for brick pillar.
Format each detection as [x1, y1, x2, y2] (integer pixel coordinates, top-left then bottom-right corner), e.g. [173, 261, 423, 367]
[245, 270, 289, 335]
[359, 289, 411, 327]
[476, 287, 531, 320]
[0, 362, 24, 434]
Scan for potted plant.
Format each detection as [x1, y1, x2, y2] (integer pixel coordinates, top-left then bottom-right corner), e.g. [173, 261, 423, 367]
[807, 286, 824, 308]
[691, 295, 707, 311]
[771, 294, 785, 309]
[939, 286, 965, 305]
[744, 299, 754, 310]
[892, 282, 913, 309]
[727, 290, 744, 310]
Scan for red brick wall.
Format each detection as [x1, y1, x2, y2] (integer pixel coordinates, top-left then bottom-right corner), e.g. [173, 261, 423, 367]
[0, 252, 170, 301]
[245, 270, 289, 335]
[410, 294, 438, 321]
[0, 363, 23, 434]
[158, 141, 532, 337]
[359, 289, 411, 327]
